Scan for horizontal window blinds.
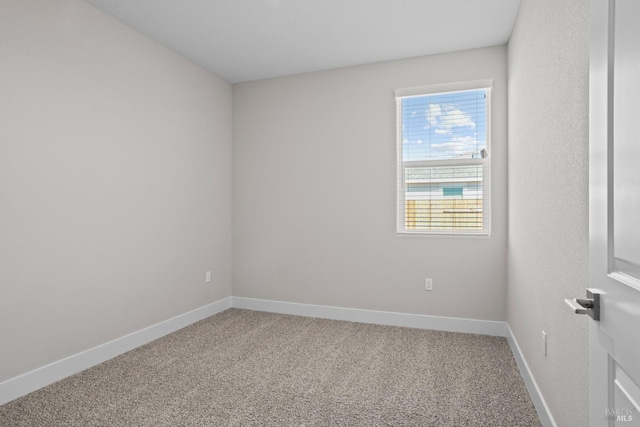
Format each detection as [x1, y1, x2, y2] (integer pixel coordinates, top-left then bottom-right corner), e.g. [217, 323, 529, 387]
[396, 86, 491, 235]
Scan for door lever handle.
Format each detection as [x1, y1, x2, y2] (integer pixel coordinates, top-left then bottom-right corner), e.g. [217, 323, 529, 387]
[575, 298, 594, 309]
[565, 298, 589, 315]
[564, 289, 600, 321]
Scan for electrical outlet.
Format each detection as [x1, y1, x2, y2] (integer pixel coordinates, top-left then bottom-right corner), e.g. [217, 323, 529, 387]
[425, 278, 433, 291]
[542, 330, 547, 357]
[206, 271, 211, 283]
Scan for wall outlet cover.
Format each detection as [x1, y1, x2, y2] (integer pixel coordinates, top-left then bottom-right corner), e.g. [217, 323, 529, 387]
[425, 278, 433, 291]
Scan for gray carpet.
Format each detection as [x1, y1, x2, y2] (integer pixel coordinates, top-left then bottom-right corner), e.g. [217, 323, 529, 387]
[0, 309, 541, 426]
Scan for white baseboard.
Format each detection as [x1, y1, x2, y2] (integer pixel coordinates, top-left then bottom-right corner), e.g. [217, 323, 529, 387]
[1, 294, 553, 427]
[506, 324, 556, 427]
[231, 296, 508, 337]
[0, 297, 232, 406]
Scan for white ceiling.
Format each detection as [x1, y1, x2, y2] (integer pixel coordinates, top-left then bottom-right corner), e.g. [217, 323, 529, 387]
[86, 0, 521, 84]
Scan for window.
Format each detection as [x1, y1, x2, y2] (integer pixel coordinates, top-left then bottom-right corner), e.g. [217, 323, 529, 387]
[396, 80, 491, 235]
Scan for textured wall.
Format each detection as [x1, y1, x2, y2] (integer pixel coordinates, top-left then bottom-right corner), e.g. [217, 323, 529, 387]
[233, 46, 508, 321]
[0, 0, 232, 381]
[507, 0, 590, 425]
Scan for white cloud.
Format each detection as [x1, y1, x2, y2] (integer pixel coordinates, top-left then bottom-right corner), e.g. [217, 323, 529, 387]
[427, 104, 442, 127]
[431, 136, 481, 157]
[427, 104, 476, 132]
[440, 105, 476, 130]
[403, 138, 424, 145]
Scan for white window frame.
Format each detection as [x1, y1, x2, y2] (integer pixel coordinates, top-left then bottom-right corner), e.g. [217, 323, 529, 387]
[395, 80, 492, 236]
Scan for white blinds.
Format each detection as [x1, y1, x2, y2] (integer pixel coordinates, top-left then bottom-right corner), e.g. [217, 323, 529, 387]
[396, 85, 491, 235]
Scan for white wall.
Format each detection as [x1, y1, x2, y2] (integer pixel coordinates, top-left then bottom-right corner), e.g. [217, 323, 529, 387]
[0, 0, 232, 382]
[233, 46, 508, 321]
[507, 0, 590, 426]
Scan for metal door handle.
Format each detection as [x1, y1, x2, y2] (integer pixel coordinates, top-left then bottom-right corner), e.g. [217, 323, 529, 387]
[576, 298, 594, 308]
[564, 289, 600, 321]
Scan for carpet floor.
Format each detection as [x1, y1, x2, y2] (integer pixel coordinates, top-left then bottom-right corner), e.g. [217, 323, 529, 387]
[0, 308, 541, 426]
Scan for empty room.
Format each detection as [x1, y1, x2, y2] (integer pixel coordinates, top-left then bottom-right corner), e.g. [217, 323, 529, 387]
[2, 0, 639, 426]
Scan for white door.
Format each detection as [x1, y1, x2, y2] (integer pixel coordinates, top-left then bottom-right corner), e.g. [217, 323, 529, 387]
[589, 0, 640, 425]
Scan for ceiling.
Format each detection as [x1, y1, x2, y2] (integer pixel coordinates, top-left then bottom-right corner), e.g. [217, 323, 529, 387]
[86, 0, 522, 84]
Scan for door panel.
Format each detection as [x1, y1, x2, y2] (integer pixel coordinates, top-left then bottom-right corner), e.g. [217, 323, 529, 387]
[613, 0, 640, 276]
[590, 0, 640, 426]
[612, 362, 640, 425]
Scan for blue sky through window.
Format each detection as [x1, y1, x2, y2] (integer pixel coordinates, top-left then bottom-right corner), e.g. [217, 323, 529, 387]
[402, 89, 487, 161]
